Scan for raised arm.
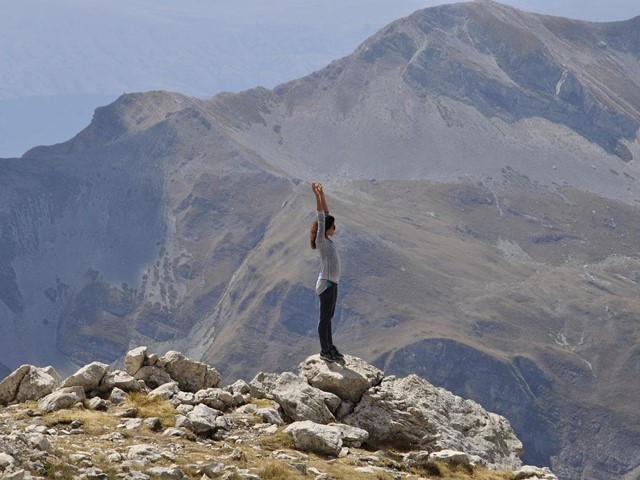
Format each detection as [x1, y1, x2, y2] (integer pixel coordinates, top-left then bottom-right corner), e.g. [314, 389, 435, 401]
[312, 182, 329, 213]
[312, 183, 323, 212]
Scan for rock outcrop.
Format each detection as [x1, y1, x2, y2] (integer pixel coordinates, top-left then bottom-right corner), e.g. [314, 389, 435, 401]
[342, 374, 523, 471]
[0, 347, 557, 480]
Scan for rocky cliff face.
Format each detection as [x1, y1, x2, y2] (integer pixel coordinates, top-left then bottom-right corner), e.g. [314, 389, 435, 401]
[1, 2, 640, 479]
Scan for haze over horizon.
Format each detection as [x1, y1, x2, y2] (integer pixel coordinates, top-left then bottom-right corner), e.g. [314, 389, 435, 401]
[1, 0, 638, 158]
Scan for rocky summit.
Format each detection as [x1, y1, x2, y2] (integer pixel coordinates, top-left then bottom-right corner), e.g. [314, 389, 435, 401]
[0, 347, 557, 480]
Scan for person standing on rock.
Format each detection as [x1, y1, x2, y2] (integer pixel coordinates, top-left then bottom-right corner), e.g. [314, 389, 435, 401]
[310, 182, 345, 363]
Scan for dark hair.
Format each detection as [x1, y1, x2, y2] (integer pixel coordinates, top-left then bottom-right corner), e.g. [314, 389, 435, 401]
[309, 215, 335, 250]
[325, 215, 335, 231]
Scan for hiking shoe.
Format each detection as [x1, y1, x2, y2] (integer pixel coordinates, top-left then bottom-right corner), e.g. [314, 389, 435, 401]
[330, 345, 345, 359]
[320, 350, 337, 362]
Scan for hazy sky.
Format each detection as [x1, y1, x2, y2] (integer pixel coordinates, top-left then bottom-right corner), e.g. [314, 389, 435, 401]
[1, 0, 638, 157]
[2, 0, 638, 99]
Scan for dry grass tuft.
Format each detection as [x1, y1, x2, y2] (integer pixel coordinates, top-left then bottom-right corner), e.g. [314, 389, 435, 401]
[125, 391, 177, 427]
[256, 427, 296, 451]
[418, 461, 516, 480]
[258, 460, 306, 479]
[42, 408, 120, 435]
[250, 397, 280, 408]
[318, 462, 397, 480]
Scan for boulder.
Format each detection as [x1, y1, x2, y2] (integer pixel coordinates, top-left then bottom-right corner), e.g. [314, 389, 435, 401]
[283, 421, 343, 456]
[127, 444, 162, 464]
[298, 354, 384, 404]
[133, 365, 172, 389]
[160, 351, 220, 393]
[255, 407, 285, 426]
[148, 381, 180, 401]
[88, 397, 109, 411]
[26, 433, 53, 453]
[109, 387, 128, 405]
[513, 465, 559, 480]
[61, 362, 110, 394]
[402, 451, 432, 469]
[175, 391, 196, 405]
[228, 379, 250, 395]
[429, 449, 485, 467]
[250, 372, 340, 424]
[185, 403, 223, 436]
[0, 365, 31, 406]
[328, 422, 369, 448]
[343, 374, 523, 470]
[125, 347, 148, 376]
[102, 370, 141, 392]
[282, 421, 368, 455]
[0, 452, 18, 469]
[194, 388, 235, 410]
[42, 366, 63, 384]
[13, 367, 60, 403]
[144, 417, 162, 431]
[147, 466, 186, 479]
[37, 386, 86, 413]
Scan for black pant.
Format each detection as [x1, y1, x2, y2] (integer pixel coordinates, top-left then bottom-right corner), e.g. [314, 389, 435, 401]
[318, 282, 338, 353]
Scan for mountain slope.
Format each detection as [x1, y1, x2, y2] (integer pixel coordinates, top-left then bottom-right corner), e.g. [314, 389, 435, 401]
[209, 0, 640, 197]
[1, 2, 640, 479]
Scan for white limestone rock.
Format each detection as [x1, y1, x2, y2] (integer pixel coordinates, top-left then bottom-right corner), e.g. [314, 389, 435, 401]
[186, 403, 223, 436]
[284, 421, 343, 456]
[0, 452, 18, 469]
[343, 374, 523, 470]
[147, 466, 186, 479]
[255, 407, 285, 426]
[26, 433, 53, 453]
[102, 370, 141, 392]
[513, 465, 559, 480]
[37, 386, 86, 413]
[88, 397, 109, 411]
[228, 379, 250, 395]
[14, 366, 60, 403]
[298, 354, 384, 404]
[160, 351, 220, 393]
[61, 362, 110, 394]
[127, 444, 163, 464]
[328, 422, 369, 448]
[109, 387, 128, 405]
[429, 449, 485, 467]
[148, 381, 180, 400]
[194, 387, 235, 410]
[0, 365, 31, 406]
[133, 365, 173, 389]
[125, 347, 148, 376]
[250, 372, 340, 424]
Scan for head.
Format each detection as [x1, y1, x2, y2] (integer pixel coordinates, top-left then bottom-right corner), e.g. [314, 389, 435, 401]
[309, 215, 336, 249]
[325, 215, 336, 236]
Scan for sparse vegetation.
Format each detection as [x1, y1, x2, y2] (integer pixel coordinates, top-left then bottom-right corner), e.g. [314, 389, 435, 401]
[251, 397, 278, 408]
[42, 405, 121, 435]
[429, 462, 517, 480]
[1, 396, 525, 480]
[256, 427, 296, 451]
[125, 391, 178, 427]
[258, 460, 306, 479]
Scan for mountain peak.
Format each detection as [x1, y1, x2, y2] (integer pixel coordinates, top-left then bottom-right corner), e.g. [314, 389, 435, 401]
[24, 91, 193, 157]
[255, 0, 639, 173]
